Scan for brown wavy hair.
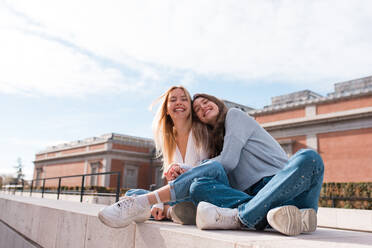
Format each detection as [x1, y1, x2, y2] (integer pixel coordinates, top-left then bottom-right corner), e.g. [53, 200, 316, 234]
[192, 93, 228, 158]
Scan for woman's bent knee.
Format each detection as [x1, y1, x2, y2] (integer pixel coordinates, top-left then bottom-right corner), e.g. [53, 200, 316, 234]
[291, 149, 323, 169]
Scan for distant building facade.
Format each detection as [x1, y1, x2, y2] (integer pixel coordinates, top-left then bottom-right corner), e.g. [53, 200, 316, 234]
[32, 100, 252, 189]
[33, 77, 372, 187]
[33, 133, 163, 189]
[249, 75, 372, 182]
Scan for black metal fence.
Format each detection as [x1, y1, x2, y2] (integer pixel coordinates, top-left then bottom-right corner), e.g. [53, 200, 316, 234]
[2, 171, 121, 202]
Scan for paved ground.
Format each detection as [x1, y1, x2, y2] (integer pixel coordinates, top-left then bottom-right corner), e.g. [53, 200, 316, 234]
[139, 220, 372, 248]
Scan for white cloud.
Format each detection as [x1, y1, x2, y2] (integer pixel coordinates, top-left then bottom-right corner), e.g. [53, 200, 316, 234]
[0, 27, 152, 97]
[1, 0, 372, 97]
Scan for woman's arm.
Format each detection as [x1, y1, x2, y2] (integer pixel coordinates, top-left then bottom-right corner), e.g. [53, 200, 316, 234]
[212, 109, 256, 173]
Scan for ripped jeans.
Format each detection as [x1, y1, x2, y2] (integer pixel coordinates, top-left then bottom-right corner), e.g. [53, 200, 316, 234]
[168, 149, 324, 229]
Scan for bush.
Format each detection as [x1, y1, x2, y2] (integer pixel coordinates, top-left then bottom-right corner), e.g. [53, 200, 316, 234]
[319, 182, 372, 210]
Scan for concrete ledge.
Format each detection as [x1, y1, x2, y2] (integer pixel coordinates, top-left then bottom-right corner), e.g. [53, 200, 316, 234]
[4, 191, 372, 232]
[1, 194, 372, 248]
[1, 190, 116, 205]
[0, 194, 135, 248]
[0, 220, 40, 248]
[318, 207, 372, 232]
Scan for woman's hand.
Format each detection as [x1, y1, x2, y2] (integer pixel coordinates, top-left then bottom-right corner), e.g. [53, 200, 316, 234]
[164, 163, 186, 181]
[151, 203, 165, 220]
[151, 204, 172, 220]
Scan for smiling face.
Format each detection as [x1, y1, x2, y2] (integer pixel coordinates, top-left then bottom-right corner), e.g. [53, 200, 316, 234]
[166, 88, 191, 122]
[193, 97, 220, 126]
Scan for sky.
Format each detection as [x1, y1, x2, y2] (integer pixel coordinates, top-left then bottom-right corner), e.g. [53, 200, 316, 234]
[1, 0, 372, 180]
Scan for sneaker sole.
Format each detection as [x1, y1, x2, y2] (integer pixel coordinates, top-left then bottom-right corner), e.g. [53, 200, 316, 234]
[267, 205, 302, 236]
[170, 202, 197, 225]
[98, 210, 123, 228]
[300, 208, 317, 233]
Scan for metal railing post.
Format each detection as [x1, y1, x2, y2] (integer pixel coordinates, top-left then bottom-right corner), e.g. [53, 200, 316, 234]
[30, 180, 33, 196]
[20, 171, 125, 202]
[80, 175, 85, 202]
[41, 179, 46, 198]
[41, 178, 45, 198]
[21, 179, 24, 195]
[116, 172, 121, 202]
[57, 177, 62, 200]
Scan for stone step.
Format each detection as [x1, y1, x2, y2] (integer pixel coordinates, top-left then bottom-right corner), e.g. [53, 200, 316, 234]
[1, 194, 371, 248]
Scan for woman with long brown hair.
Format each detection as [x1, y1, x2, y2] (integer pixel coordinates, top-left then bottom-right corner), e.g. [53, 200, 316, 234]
[189, 93, 324, 236]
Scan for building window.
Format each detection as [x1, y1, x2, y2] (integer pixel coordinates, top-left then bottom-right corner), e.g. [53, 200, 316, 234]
[90, 162, 100, 186]
[281, 144, 293, 157]
[278, 139, 294, 157]
[123, 165, 138, 189]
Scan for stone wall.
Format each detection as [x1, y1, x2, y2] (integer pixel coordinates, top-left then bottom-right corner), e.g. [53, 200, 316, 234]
[1, 194, 372, 248]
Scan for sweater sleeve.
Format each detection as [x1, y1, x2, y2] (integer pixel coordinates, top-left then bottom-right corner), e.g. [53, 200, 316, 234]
[212, 109, 256, 173]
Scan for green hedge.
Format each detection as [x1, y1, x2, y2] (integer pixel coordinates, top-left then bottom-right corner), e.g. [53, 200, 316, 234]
[319, 182, 372, 210]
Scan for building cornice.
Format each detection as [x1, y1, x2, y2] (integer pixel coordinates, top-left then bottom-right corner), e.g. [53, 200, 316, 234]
[34, 148, 153, 164]
[262, 106, 372, 131]
[36, 133, 154, 155]
[249, 88, 372, 116]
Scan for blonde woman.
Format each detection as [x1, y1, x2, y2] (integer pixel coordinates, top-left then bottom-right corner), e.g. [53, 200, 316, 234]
[124, 86, 209, 224]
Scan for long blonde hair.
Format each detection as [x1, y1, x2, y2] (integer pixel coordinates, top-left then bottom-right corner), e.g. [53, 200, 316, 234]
[152, 86, 209, 172]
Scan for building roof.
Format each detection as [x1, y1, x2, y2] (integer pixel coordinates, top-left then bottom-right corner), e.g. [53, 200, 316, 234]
[36, 133, 154, 155]
[223, 99, 254, 113]
[249, 75, 372, 115]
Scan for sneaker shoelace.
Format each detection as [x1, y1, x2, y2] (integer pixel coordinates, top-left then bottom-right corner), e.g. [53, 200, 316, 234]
[215, 210, 237, 226]
[116, 197, 136, 216]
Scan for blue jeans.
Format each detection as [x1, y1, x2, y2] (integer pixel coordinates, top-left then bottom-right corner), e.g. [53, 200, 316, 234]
[125, 188, 151, 197]
[169, 149, 324, 229]
[125, 188, 189, 206]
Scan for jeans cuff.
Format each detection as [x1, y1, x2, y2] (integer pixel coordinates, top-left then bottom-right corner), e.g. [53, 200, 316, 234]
[237, 205, 255, 229]
[168, 181, 177, 202]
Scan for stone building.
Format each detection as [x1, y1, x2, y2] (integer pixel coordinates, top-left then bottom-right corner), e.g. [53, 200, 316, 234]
[33, 76, 372, 188]
[32, 100, 251, 189]
[33, 133, 162, 189]
[249, 75, 372, 182]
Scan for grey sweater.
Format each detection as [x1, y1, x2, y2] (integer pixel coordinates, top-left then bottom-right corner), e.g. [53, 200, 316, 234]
[212, 108, 288, 191]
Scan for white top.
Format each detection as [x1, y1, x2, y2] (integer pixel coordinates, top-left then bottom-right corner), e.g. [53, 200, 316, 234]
[173, 130, 208, 170]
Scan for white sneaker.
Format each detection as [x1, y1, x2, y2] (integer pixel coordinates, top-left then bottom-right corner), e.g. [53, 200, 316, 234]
[196, 202, 241, 230]
[300, 208, 317, 233]
[98, 196, 151, 228]
[267, 205, 317, 236]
